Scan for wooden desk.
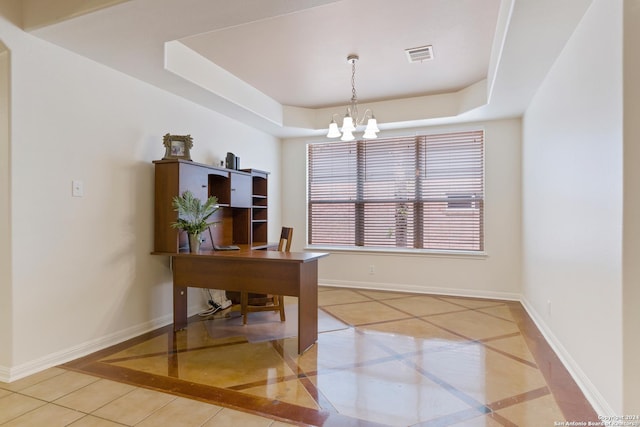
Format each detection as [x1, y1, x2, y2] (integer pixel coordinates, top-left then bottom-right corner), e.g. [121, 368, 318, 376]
[166, 248, 328, 354]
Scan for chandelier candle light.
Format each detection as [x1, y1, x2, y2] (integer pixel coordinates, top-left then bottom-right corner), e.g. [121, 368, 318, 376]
[327, 54, 380, 141]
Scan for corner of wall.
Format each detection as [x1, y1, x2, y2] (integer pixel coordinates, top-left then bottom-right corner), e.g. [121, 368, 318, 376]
[622, 0, 640, 413]
[0, 0, 24, 29]
[0, 39, 12, 370]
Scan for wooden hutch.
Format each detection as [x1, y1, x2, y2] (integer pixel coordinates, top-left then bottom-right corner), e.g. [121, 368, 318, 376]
[153, 159, 269, 253]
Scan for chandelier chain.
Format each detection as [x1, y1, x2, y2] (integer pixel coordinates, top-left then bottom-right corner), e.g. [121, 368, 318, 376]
[351, 59, 357, 104]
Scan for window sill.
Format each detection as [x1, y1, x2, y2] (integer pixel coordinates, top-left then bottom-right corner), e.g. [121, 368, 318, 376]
[304, 245, 487, 259]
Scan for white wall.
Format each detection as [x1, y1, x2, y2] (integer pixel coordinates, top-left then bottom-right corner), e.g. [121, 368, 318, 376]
[522, 0, 622, 414]
[0, 12, 281, 379]
[282, 118, 522, 299]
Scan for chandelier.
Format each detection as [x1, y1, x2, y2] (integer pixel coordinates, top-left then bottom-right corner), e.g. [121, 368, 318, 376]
[326, 54, 380, 141]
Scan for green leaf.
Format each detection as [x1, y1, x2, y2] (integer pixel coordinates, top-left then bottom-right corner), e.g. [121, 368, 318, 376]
[170, 191, 220, 235]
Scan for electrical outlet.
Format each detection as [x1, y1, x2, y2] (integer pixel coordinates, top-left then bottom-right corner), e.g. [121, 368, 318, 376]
[547, 300, 552, 316]
[72, 180, 84, 197]
[369, 265, 375, 275]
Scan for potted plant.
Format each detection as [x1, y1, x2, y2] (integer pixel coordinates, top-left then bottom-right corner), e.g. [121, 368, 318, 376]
[171, 190, 220, 253]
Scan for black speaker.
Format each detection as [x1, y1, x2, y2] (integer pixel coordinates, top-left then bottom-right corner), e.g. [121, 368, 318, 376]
[225, 152, 236, 169]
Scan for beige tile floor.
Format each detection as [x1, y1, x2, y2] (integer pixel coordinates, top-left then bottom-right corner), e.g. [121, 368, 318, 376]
[0, 286, 597, 426]
[0, 367, 294, 426]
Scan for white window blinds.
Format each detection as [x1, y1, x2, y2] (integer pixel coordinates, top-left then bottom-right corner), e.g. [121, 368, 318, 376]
[308, 130, 484, 252]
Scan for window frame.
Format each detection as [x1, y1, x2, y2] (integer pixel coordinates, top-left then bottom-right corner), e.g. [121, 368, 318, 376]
[306, 129, 487, 256]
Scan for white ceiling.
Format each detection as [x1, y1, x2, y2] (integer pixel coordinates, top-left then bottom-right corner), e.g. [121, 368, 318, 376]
[24, 0, 594, 138]
[179, 0, 500, 109]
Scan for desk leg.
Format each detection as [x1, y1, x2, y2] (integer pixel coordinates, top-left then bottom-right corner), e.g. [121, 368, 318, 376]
[174, 285, 188, 331]
[298, 261, 319, 354]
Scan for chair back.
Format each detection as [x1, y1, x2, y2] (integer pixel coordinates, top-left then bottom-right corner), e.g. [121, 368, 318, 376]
[278, 227, 293, 252]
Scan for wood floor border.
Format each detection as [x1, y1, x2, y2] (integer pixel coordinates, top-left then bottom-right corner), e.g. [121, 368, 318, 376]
[507, 302, 598, 422]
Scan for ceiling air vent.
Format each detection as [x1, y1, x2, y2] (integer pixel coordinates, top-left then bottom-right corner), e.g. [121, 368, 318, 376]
[405, 45, 434, 63]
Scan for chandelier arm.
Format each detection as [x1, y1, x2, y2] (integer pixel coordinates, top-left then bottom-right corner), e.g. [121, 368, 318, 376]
[352, 107, 375, 127]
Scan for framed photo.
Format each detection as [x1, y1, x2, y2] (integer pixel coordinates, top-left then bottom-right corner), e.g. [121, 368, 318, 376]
[162, 133, 193, 161]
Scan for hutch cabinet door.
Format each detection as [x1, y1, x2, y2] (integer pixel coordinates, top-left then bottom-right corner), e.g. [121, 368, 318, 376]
[179, 162, 211, 202]
[230, 172, 251, 208]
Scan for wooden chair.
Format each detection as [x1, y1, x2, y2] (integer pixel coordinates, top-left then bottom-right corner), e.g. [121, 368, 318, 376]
[240, 227, 292, 324]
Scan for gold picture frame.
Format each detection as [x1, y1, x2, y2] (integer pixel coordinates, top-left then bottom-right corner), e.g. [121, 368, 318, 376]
[162, 133, 193, 161]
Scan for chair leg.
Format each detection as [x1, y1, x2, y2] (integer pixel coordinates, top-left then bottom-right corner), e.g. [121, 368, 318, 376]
[241, 291, 248, 325]
[278, 295, 286, 321]
[241, 293, 285, 324]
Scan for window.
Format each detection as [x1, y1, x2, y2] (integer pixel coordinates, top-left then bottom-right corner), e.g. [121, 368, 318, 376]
[307, 130, 484, 252]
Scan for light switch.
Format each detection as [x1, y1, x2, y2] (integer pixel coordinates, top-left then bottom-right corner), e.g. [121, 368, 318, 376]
[72, 180, 84, 197]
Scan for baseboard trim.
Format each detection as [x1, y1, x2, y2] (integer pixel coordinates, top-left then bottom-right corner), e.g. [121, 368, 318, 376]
[319, 279, 521, 301]
[0, 365, 10, 383]
[0, 304, 200, 383]
[520, 297, 614, 416]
